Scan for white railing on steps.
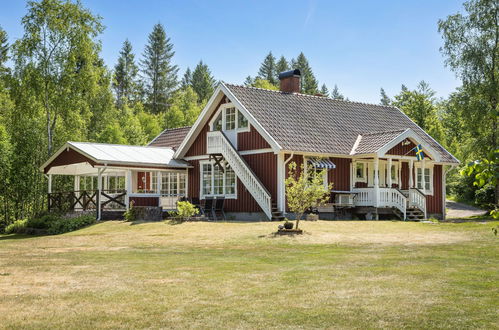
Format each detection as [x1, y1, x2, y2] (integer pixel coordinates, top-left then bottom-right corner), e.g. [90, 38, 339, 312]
[409, 188, 426, 219]
[206, 131, 272, 220]
[353, 187, 407, 220]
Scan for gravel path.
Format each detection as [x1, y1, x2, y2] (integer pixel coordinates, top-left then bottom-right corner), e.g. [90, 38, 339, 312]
[446, 200, 487, 219]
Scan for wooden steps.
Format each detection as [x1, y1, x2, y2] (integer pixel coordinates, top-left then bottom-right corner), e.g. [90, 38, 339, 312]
[271, 202, 285, 221]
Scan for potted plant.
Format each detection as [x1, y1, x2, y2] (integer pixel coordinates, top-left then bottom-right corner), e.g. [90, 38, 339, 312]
[283, 221, 294, 230]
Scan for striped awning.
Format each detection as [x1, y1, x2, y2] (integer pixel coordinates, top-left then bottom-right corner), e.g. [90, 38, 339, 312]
[308, 158, 336, 169]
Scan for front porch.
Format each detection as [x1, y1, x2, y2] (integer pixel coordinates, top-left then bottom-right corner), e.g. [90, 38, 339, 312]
[41, 142, 191, 220]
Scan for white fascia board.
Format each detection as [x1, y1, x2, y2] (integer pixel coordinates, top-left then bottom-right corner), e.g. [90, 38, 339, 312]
[376, 128, 442, 162]
[220, 83, 281, 153]
[174, 85, 225, 158]
[350, 135, 362, 155]
[280, 150, 354, 158]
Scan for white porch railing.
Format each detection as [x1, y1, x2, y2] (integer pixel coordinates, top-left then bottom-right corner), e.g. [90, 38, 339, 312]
[353, 187, 407, 219]
[409, 188, 426, 218]
[206, 131, 272, 220]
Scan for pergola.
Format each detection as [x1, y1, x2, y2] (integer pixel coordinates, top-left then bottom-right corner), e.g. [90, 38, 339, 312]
[40, 142, 191, 219]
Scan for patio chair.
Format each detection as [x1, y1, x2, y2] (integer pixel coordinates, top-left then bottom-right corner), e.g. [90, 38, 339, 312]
[202, 197, 215, 220]
[213, 197, 226, 221]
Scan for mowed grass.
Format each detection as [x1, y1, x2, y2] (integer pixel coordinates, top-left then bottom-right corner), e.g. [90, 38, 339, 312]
[0, 221, 498, 329]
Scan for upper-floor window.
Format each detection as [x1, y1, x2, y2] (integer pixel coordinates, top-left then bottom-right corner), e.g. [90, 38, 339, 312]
[210, 103, 250, 132]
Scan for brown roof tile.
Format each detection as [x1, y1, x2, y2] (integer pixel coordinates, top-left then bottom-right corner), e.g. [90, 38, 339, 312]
[148, 126, 191, 150]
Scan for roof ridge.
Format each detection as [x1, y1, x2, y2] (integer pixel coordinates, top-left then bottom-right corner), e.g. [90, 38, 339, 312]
[224, 82, 398, 109]
[360, 129, 407, 136]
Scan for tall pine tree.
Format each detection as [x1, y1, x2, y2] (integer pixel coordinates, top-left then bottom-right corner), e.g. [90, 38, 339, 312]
[141, 23, 178, 114]
[291, 52, 318, 94]
[181, 67, 192, 88]
[275, 56, 289, 76]
[320, 84, 329, 97]
[0, 26, 8, 73]
[191, 60, 215, 103]
[113, 39, 139, 107]
[380, 88, 391, 105]
[330, 85, 345, 100]
[257, 52, 277, 85]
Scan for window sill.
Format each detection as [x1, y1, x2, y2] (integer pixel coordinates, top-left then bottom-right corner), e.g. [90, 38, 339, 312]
[201, 195, 237, 199]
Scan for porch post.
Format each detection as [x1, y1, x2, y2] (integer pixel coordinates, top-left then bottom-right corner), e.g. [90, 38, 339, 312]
[74, 176, 80, 210]
[387, 158, 392, 187]
[185, 168, 189, 198]
[125, 170, 132, 210]
[421, 158, 426, 192]
[373, 156, 380, 220]
[409, 160, 414, 188]
[97, 168, 105, 221]
[48, 174, 52, 194]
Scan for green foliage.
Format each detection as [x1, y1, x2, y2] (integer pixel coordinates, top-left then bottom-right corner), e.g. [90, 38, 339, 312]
[175, 201, 199, 220]
[393, 81, 444, 142]
[0, 25, 8, 73]
[252, 78, 279, 91]
[46, 214, 96, 235]
[285, 161, 332, 229]
[26, 213, 60, 229]
[141, 23, 178, 114]
[113, 39, 140, 107]
[330, 84, 345, 100]
[181, 67, 192, 88]
[190, 61, 215, 103]
[163, 86, 202, 128]
[275, 56, 289, 76]
[4, 219, 27, 234]
[320, 84, 329, 97]
[291, 52, 319, 94]
[124, 202, 137, 222]
[380, 88, 391, 106]
[258, 52, 277, 85]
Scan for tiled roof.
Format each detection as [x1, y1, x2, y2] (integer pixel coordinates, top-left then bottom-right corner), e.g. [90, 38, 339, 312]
[352, 129, 407, 155]
[225, 84, 458, 163]
[148, 126, 191, 150]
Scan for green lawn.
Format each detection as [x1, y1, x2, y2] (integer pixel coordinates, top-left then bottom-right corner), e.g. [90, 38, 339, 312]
[1, 220, 498, 329]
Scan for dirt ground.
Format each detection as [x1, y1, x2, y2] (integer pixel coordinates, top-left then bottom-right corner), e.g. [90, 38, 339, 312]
[446, 200, 488, 219]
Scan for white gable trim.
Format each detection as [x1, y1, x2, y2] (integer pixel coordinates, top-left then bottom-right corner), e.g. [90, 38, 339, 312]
[376, 128, 441, 162]
[174, 82, 281, 158]
[40, 142, 99, 172]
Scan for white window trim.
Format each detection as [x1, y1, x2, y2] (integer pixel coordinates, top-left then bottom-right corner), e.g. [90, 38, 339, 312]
[160, 172, 187, 197]
[199, 160, 237, 199]
[209, 103, 251, 133]
[304, 157, 329, 189]
[414, 162, 434, 195]
[353, 161, 368, 183]
[389, 162, 400, 186]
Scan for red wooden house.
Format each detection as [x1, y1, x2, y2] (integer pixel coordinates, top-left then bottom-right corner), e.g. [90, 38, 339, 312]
[42, 70, 459, 220]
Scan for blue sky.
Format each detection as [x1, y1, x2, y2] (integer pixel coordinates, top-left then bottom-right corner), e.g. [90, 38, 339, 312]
[1, 0, 464, 103]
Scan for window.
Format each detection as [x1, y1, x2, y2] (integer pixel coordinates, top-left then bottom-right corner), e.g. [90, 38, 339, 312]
[202, 164, 212, 196]
[200, 161, 237, 198]
[214, 112, 223, 131]
[178, 174, 186, 196]
[416, 167, 432, 193]
[390, 163, 399, 184]
[209, 103, 250, 132]
[160, 172, 187, 196]
[151, 172, 158, 193]
[355, 162, 367, 182]
[225, 107, 236, 130]
[238, 110, 248, 128]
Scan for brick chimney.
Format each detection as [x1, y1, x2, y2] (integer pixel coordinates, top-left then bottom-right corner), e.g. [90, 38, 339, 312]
[278, 69, 301, 93]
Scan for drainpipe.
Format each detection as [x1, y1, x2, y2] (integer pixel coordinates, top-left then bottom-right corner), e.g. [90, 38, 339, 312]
[280, 152, 294, 214]
[442, 165, 453, 221]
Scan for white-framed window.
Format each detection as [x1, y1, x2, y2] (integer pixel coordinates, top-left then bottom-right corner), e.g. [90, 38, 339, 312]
[160, 172, 187, 197]
[390, 162, 399, 185]
[355, 162, 367, 183]
[304, 158, 329, 189]
[151, 172, 158, 192]
[200, 160, 237, 198]
[209, 103, 250, 132]
[416, 166, 432, 194]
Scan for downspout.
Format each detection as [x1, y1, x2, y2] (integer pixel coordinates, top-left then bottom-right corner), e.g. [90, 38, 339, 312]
[281, 152, 294, 214]
[442, 165, 453, 221]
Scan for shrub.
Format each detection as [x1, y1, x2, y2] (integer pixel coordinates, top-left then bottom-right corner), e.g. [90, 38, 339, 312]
[124, 201, 137, 222]
[27, 214, 61, 229]
[176, 201, 199, 220]
[47, 214, 96, 235]
[4, 219, 28, 234]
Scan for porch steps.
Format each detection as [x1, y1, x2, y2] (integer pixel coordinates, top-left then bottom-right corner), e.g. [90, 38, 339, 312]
[393, 207, 425, 221]
[271, 202, 285, 221]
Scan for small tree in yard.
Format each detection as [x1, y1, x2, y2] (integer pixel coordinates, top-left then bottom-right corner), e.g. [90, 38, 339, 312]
[285, 161, 332, 230]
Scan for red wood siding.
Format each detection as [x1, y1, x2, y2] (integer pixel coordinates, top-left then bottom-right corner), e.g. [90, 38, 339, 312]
[44, 148, 96, 173]
[328, 157, 351, 191]
[238, 126, 271, 151]
[426, 165, 443, 215]
[185, 97, 228, 157]
[187, 152, 277, 213]
[130, 196, 159, 207]
[387, 141, 429, 159]
[401, 162, 409, 190]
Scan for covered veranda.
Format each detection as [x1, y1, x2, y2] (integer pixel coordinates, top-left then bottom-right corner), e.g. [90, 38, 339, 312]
[40, 142, 191, 220]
